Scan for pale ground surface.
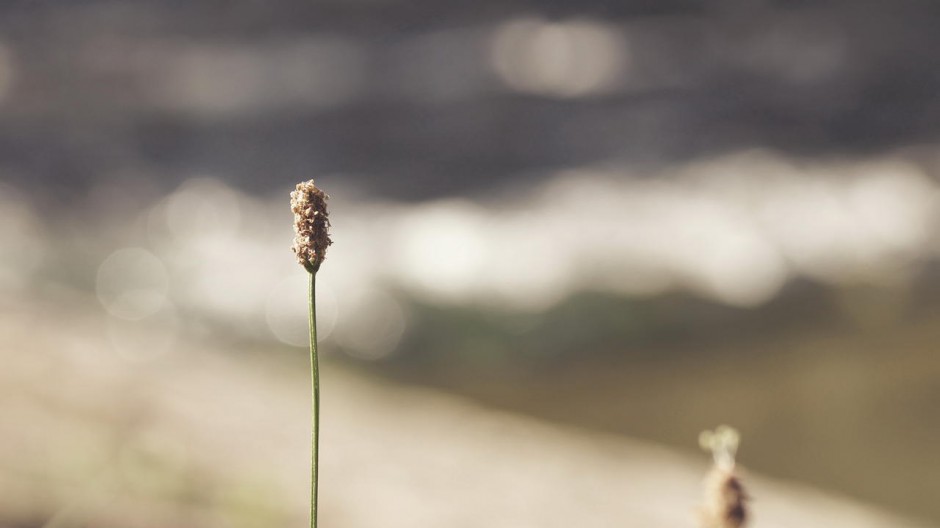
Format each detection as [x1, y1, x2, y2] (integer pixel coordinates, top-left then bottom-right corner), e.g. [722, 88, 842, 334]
[0, 295, 932, 528]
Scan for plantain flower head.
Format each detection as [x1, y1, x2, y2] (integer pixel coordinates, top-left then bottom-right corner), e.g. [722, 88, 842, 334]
[699, 426, 749, 528]
[291, 180, 332, 272]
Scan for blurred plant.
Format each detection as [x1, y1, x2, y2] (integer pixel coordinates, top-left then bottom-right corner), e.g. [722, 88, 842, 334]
[291, 180, 332, 528]
[699, 425, 749, 528]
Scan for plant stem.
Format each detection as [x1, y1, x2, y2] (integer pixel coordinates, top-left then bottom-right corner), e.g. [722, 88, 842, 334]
[308, 271, 320, 528]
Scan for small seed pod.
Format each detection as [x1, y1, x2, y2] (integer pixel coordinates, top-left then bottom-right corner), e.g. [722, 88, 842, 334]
[291, 180, 332, 273]
[699, 426, 749, 528]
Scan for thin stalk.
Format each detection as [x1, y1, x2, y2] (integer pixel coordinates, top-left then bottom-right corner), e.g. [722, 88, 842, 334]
[308, 271, 320, 528]
[291, 179, 330, 528]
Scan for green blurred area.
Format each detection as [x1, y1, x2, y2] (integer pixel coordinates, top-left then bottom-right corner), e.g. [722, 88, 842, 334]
[377, 283, 940, 522]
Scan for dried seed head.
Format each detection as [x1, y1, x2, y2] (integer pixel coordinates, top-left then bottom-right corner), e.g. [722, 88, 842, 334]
[291, 180, 331, 272]
[699, 425, 740, 472]
[700, 465, 748, 528]
[699, 426, 749, 528]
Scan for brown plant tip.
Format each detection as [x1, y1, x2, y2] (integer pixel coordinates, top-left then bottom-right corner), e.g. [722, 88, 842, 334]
[291, 179, 332, 272]
[700, 466, 749, 528]
[699, 425, 748, 528]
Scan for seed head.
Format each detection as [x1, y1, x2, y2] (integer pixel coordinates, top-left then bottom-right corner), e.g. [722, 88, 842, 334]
[291, 180, 331, 273]
[699, 426, 749, 528]
[700, 465, 748, 528]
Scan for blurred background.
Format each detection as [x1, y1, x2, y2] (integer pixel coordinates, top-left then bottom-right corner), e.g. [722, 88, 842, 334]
[2, 0, 940, 526]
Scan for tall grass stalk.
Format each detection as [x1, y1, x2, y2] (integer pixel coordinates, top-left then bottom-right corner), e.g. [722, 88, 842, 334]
[308, 271, 320, 528]
[291, 180, 332, 528]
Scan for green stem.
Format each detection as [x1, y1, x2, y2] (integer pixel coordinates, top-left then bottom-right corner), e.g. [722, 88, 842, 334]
[308, 272, 320, 528]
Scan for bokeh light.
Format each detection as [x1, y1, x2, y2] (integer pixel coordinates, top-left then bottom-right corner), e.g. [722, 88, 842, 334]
[332, 287, 407, 360]
[96, 248, 169, 321]
[266, 272, 338, 347]
[491, 18, 626, 97]
[147, 38, 366, 117]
